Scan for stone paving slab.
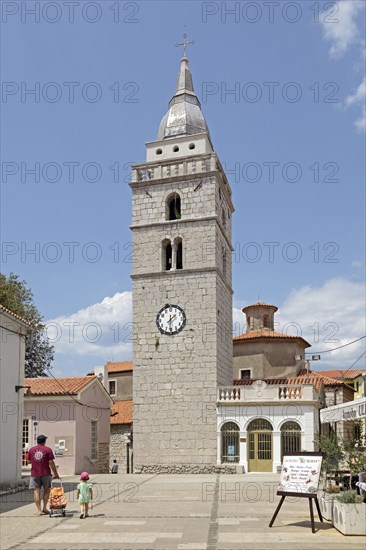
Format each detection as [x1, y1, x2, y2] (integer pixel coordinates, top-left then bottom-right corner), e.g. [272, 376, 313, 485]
[1, 473, 365, 550]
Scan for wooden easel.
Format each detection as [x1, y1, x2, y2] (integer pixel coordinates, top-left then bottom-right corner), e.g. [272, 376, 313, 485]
[269, 493, 323, 534]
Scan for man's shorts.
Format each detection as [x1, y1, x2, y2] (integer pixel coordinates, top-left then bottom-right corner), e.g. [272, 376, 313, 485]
[29, 476, 52, 489]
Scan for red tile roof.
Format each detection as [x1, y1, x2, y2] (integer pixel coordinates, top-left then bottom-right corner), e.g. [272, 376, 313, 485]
[110, 400, 133, 424]
[297, 370, 345, 387]
[234, 375, 323, 392]
[315, 369, 366, 381]
[242, 301, 278, 313]
[233, 329, 310, 347]
[105, 361, 133, 373]
[233, 370, 345, 393]
[0, 304, 32, 327]
[25, 376, 96, 396]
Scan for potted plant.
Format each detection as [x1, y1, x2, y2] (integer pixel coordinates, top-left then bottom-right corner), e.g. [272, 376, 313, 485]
[341, 433, 366, 490]
[316, 433, 343, 521]
[332, 490, 366, 535]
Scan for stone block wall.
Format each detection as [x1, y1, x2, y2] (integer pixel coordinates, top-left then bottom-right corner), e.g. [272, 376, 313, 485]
[110, 424, 132, 473]
[97, 442, 110, 474]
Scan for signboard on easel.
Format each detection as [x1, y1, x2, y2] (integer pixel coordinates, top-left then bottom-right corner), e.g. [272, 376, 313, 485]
[278, 453, 323, 496]
[269, 452, 323, 533]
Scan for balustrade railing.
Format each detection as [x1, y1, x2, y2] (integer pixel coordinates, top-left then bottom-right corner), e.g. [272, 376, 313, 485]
[131, 155, 217, 183]
[218, 384, 308, 402]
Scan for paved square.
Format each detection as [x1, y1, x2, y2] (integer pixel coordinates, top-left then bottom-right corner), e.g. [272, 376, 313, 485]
[1, 474, 365, 549]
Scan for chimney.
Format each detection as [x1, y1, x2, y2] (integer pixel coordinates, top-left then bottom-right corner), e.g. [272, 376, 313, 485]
[94, 365, 108, 389]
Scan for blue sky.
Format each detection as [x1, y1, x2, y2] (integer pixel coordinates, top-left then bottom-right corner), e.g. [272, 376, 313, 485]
[1, 1, 365, 375]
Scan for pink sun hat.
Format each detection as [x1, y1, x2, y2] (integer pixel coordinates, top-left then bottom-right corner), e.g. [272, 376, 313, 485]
[80, 471, 89, 480]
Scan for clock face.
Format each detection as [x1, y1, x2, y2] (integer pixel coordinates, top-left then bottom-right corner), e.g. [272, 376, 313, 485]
[156, 304, 186, 335]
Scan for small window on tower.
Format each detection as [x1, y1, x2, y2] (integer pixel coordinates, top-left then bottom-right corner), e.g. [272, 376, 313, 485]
[156, 148, 162, 155]
[166, 193, 181, 220]
[176, 238, 183, 270]
[240, 369, 251, 380]
[173, 145, 179, 152]
[165, 243, 172, 270]
[263, 314, 269, 328]
[189, 143, 195, 150]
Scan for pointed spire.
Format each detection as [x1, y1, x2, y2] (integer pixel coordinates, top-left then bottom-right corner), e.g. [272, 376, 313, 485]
[175, 56, 194, 94]
[157, 39, 210, 141]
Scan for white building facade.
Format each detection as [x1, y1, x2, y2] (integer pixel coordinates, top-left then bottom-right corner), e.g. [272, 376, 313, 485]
[0, 305, 29, 483]
[217, 380, 321, 473]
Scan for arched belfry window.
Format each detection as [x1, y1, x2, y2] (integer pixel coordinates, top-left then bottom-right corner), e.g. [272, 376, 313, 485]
[221, 422, 239, 463]
[175, 238, 183, 270]
[162, 239, 172, 271]
[263, 314, 269, 328]
[166, 193, 181, 221]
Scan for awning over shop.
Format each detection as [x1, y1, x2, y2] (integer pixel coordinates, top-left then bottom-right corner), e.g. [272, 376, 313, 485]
[320, 397, 366, 424]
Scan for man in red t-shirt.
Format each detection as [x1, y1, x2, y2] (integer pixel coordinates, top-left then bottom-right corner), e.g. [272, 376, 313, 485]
[28, 435, 59, 515]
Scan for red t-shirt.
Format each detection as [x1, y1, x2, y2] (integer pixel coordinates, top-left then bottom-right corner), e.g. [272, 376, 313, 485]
[28, 445, 55, 477]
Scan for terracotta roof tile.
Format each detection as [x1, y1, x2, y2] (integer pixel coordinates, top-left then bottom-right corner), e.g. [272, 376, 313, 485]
[315, 369, 366, 380]
[105, 361, 133, 373]
[233, 330, 310, 347]
[234, 375, 322, 393]
[25, 376, 96, 396]
[297, 369, 345, 386]
[110, 400, 133, 424]
[0, 304, 32, 327]
[242, 301, 278, 313]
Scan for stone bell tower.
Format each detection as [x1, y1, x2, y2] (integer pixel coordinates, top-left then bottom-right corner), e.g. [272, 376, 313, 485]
[130, 43, 234, 473]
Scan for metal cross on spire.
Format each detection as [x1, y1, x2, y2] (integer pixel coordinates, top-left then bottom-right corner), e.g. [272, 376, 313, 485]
[175, 32, 195, 58]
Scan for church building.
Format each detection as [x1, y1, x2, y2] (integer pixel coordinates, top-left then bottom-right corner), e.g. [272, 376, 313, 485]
[123, 45, 353, 474]
[130, 43, 234, 473]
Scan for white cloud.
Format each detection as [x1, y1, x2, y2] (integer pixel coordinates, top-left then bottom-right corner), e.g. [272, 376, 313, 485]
[232, 278, 365, 370]
[46, 291, 133, 361]
[47, 280, 365, 374]
[276, 278, 365, 369]
[319, 2, 365, 131]
[320, 1, 364, 58]
[345, 76, 366, 107]
[345, 76, 366, 130]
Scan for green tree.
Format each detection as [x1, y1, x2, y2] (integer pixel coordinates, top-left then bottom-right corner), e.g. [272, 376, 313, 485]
[0, 273, 54, 377]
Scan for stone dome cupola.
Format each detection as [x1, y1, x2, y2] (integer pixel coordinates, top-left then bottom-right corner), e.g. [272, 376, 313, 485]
[157, 53, 210, 141]
[242, 301, 278, 332]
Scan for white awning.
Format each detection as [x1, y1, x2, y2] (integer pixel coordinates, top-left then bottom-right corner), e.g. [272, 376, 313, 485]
[320, 397, 366, 424]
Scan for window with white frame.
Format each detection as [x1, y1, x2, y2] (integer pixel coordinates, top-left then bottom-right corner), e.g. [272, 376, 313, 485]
[108, 379, 117, 396]
[90, 420, 98, 460]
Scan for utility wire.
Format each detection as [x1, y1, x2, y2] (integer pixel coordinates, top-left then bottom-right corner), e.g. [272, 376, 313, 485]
[306, 335, 365, 355]
[43, 367, 113, 412]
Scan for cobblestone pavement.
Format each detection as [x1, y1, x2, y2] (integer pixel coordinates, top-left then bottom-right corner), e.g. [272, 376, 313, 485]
[1, 473, 365, 550]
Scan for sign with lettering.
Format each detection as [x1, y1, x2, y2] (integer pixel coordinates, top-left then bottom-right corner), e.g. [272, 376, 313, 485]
[277, 452, 323, 496]
[320, 397, 366, 424]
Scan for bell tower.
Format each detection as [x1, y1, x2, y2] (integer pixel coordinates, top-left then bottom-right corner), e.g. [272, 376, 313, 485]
[130, 46, 234, 473]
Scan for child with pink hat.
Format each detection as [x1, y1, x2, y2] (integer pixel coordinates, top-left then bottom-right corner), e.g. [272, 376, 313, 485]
[76, 472, 93, 519]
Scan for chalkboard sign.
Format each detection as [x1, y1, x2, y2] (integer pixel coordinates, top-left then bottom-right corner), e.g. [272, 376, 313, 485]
[277, 452, 323, 497]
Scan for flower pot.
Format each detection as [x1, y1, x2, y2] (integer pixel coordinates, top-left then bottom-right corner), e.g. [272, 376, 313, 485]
[318, 493, 336, 521]
[332, 501, 366, 535]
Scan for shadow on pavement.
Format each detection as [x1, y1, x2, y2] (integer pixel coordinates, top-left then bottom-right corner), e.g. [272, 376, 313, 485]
[0, 482, 79, 514]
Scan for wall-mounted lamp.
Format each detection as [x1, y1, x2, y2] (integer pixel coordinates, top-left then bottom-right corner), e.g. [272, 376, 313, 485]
[15, 385, 31, 393]
[304, 354, 321, 383]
